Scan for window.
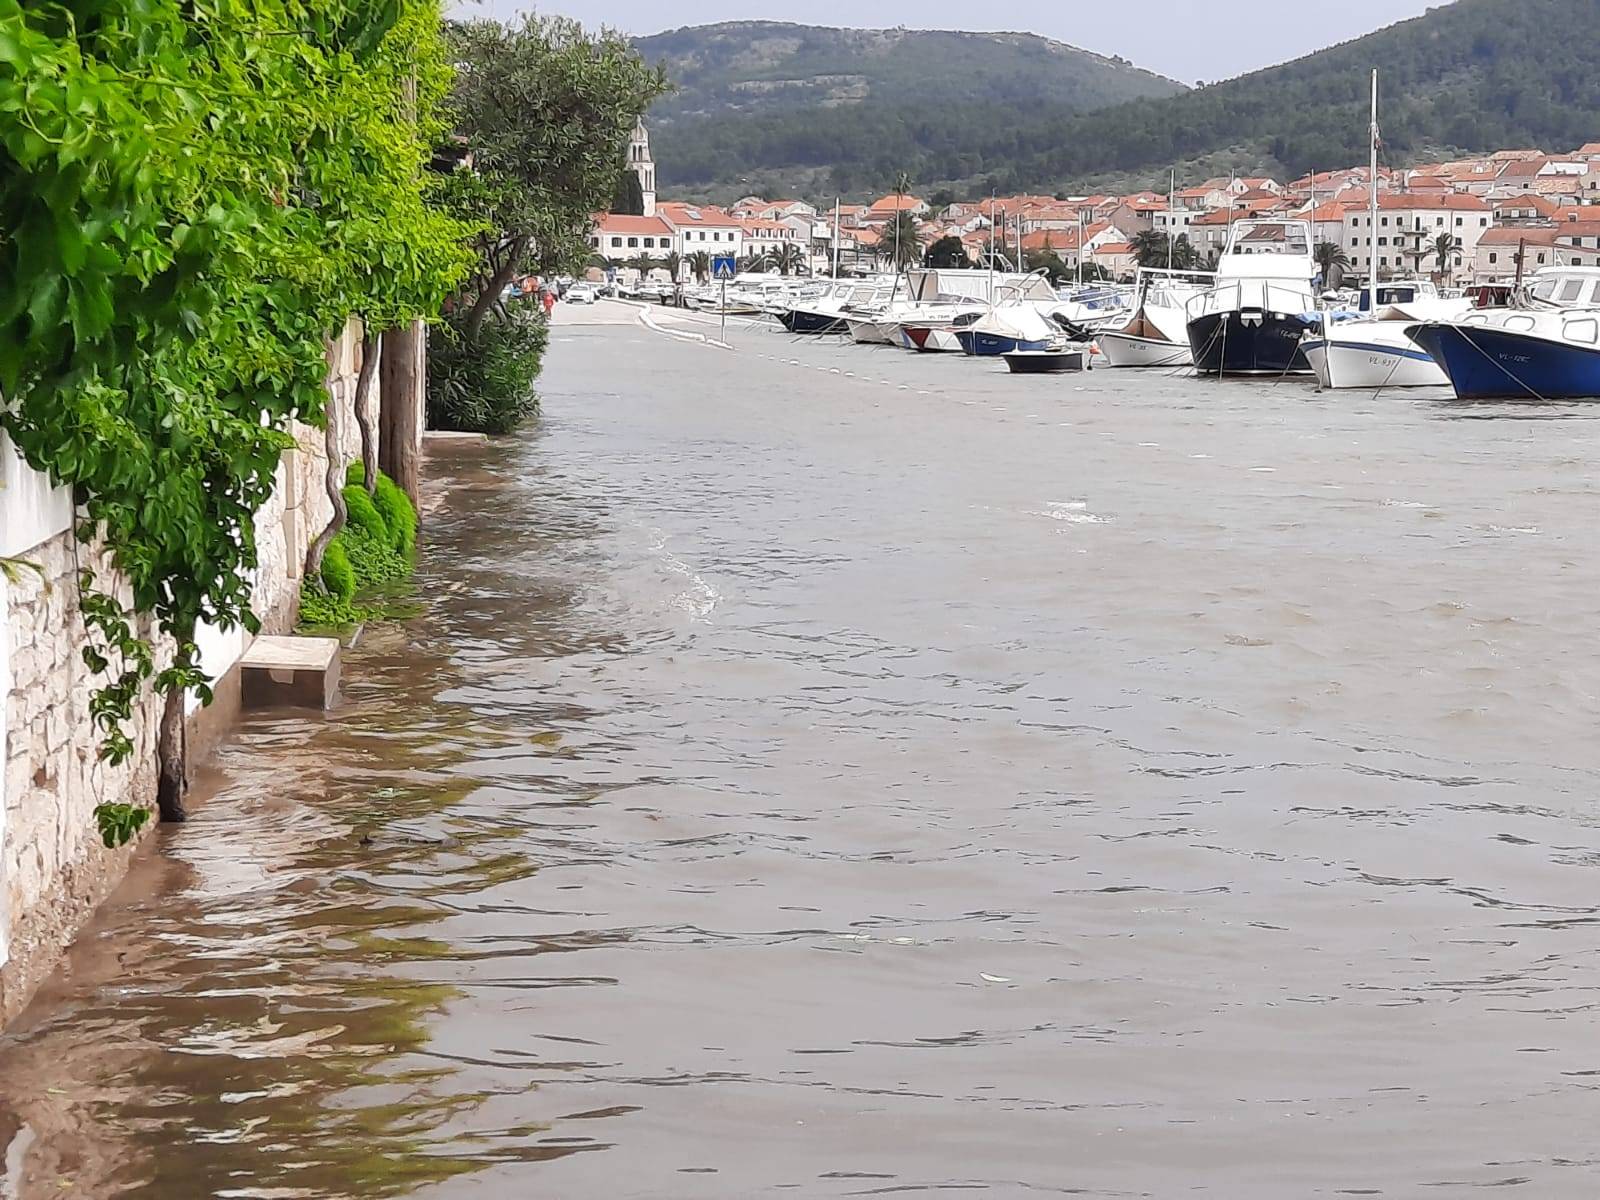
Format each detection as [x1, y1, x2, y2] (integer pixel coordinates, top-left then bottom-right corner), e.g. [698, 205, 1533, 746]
[712, 232, 720, 241]
[627, 237, 638, 248]
[1379, 256, 1388, 266]
[1381, 216, 1389, 227]
[1455, 217, 1463, 226]
[1480, 218, 1488, 226]
[1505, 315, 1536, 331]
[1560, 278, 1584, 302]
[1570, 318, 1600, 345]
[1489, 252, 1498, 264]
[1437, 217, 1445, 226]
[1378, 236, 1388, 246]
[1575, 256, 1586, 266]
[643, 237, 654, 248]
[610, 237, 622, 248]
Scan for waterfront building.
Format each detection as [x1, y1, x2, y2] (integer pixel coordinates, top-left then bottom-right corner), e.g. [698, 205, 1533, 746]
[1342, 193, 1491, 281]
[1472, 226, 1558, 284]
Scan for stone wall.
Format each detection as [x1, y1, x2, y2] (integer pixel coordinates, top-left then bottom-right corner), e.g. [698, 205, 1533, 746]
[0, 318, 382, 1027]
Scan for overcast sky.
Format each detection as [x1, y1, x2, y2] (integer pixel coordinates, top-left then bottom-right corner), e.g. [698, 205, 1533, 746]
[448, 0, 1448, 82]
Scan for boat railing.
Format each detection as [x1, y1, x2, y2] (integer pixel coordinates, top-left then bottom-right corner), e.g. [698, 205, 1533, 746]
[1185, 280, 1318, 322]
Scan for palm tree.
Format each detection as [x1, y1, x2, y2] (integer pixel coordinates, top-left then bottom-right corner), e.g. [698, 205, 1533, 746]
[627, 253, 664, 286]
[889, 170, 914, 272]
[1431, 231, 1456, 284]
[663, 250, 683, 282]
[1131, 229, 1200, 271]
[883, 211, 921, 270]
[739, 251, 772, 273]
[687, 250, 711, 284]
[774, 242, 806, 276]
[1130, 228, 1171, 269]
[1314, 241, 1350, 289]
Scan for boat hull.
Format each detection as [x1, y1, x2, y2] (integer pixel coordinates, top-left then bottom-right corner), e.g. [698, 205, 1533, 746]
[847, 319, 896, 345]
[1004, 349, 1089, 374]
[956, 330, 1053, 357]
[1098, 332, 1191, 368]
[1406, 323, 1600, 400]
[1187, 310, 1311, 375]
[1303, 335, 1447, 389]
[782, 309, 847, 335]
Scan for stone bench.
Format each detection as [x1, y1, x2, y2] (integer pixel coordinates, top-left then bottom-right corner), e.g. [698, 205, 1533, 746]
[239, 635, 341, 711]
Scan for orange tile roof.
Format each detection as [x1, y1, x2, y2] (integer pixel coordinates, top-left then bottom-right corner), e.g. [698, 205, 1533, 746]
[1377, 193, 1489, 211]
[593, 213, 676, 236]
[868, 194, 924, 213]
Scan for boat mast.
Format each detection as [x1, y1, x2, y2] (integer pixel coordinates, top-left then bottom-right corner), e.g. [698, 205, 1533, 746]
[1168, 168, 1175, 271]
[988, 195, 996, 308]
[832, 197, 841, 279]
[1368, 68, 1379, 314]
[1076, 208, 1084, 288]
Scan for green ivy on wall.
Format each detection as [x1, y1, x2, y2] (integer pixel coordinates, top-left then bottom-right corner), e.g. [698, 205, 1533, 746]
[0, 0, 474, 844]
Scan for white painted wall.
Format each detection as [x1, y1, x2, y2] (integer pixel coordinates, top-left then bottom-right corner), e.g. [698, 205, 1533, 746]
[0, 574, 9, 971]
[0, 433, 72, 558]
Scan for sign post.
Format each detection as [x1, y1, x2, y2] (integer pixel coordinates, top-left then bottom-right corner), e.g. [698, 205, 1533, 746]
[712, 253, 737, 343]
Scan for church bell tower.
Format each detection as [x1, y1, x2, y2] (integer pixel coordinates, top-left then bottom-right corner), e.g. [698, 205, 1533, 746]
[629, 119, 657, 218]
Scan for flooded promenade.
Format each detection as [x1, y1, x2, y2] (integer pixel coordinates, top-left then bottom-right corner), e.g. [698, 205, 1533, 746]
[1, 302, 1599, 1197]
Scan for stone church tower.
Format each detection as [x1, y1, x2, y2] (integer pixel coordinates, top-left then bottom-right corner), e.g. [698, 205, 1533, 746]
[628, 119, 657, 218]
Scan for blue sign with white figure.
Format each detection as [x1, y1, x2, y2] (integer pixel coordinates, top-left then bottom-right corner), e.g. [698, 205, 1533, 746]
[712, 254, 737, 281]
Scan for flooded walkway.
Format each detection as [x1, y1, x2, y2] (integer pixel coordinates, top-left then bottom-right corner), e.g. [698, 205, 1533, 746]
[2, 304, 1600, 1197]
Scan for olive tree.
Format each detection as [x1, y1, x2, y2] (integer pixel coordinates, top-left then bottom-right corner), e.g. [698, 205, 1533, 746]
[444, 16, 668, 343]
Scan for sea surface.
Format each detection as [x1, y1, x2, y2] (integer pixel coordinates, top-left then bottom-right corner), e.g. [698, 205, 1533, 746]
[2, 301, 1599, 1198]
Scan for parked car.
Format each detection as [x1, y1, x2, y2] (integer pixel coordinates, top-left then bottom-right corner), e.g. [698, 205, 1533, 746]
[566, 285, 598, 305]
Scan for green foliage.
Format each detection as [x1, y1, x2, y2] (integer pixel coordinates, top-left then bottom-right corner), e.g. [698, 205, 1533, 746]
[427, 305, 549, 434]
[0, 0, 472, 778]
[611, 162, 646, 216]
[882, 212, 922, 270]
[350, 463, 420, 556]
[444, 14, 668, 302]
[95, 803, 150, 850]
[646, 1, 1600, 197]
[924, 235, 971, 269]
[1315, 240, 1351, 288]
[1131, 230, 1200, 271]
[298, 464, 418, 629]
[322, 541, 358, 604]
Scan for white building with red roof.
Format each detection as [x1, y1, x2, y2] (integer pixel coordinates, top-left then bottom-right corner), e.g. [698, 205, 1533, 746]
[1342, 193, 1491, 280]
[588, 214, 679, 263]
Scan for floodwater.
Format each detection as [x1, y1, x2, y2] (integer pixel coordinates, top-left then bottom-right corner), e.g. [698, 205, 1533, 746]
[2, 301, 1600, 1198]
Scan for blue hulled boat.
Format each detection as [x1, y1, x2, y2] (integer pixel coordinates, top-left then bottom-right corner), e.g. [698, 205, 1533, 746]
[1403, 267, 1600, 400]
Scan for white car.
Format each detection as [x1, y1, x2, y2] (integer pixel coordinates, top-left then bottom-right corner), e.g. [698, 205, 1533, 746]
[566, 285, 597, 305]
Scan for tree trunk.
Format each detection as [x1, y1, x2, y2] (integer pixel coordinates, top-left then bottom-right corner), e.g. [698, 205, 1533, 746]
[379, 320, 423, 511]
[304, 362, 348, 583]
[464, 235, 528, 345]
[354, 329, 382, 494]
[156, 685, 187, 823]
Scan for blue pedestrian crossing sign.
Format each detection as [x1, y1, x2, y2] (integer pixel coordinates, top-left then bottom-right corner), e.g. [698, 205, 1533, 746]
[712, 254, 737, 281]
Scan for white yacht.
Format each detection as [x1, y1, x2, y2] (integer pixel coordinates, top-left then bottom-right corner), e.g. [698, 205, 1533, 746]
[1184, 219, 1319, 376]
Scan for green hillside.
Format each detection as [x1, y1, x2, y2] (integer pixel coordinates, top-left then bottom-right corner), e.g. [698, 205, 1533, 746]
[636, 21, 1186, 195]
[646, 0, 1600, 201]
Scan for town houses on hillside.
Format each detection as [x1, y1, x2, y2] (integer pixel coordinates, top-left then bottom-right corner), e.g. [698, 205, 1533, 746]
[590, 122, 1600, 286]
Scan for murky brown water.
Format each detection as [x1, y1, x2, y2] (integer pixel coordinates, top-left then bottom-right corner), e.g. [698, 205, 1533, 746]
[3, 304, 1600, 1198]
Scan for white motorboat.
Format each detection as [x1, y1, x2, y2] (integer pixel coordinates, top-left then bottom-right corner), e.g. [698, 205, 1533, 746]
[1303, 281, 1472, 389]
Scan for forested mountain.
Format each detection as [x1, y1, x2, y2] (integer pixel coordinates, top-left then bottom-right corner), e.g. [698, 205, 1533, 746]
[636, 21, 1185, 194]
[645, 0, 1600, 201]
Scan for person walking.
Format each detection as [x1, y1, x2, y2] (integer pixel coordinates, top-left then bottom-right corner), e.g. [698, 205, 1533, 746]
[541, 286, 557, 319]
